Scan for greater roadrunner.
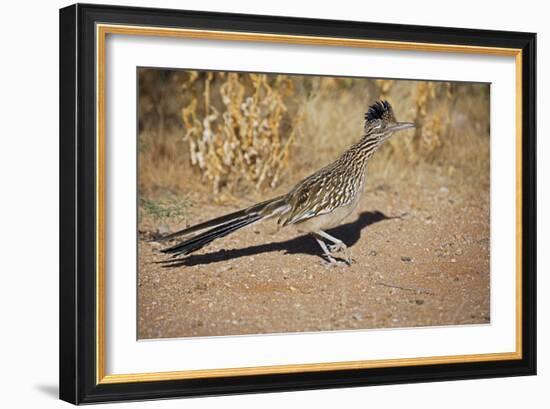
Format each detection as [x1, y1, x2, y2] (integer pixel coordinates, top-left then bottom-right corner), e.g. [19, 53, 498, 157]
[159, 100, 414, 265]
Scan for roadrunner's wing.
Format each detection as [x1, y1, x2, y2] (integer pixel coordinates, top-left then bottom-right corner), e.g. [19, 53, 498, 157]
[279, 172, 335, 226]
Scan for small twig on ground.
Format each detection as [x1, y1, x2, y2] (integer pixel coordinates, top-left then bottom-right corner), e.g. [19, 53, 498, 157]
[375, 281, 434, 296]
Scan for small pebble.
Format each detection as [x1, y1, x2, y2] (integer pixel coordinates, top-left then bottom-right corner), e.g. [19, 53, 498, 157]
[217, 265, 233, 273]
[157, 224, 170, 235]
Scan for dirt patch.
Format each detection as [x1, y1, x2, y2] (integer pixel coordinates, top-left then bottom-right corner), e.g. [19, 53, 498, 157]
[138, 167, 490, 339]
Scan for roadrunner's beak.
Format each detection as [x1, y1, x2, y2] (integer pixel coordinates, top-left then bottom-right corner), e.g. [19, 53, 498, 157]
[389, 122, 415, 132]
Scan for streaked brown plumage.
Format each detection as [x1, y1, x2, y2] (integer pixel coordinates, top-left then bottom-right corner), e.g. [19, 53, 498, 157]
[159, 100, 414, 265]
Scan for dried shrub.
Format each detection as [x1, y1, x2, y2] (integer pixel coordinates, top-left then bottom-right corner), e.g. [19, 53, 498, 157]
[181, 72, 301, 194]
[376, 79, 395, 97]
[371, 81, 455, 166]
[410, 82, 453, 161]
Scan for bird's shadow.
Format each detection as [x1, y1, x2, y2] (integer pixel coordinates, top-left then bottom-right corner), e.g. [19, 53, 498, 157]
[159, 210, 395, 268]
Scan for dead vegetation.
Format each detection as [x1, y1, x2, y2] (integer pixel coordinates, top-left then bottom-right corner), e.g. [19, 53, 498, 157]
[138, 69, 489, 225]
[181, 72, 300, 194]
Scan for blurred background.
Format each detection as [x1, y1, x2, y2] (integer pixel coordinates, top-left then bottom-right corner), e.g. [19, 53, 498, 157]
[138, 69, 489, 228]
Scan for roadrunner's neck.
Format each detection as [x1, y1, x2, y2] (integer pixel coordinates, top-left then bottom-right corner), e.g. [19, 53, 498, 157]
[324, 124, 387, 196]
[344, 129, 384, 170]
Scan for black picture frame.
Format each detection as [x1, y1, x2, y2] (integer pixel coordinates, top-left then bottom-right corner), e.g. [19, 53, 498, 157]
[59, 3, 536, 404]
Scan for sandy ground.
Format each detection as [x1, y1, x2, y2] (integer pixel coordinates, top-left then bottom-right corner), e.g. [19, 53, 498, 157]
[138, 168, 490, 339]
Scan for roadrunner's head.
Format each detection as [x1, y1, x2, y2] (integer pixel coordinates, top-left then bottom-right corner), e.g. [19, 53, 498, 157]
[364, 100, 415, 144]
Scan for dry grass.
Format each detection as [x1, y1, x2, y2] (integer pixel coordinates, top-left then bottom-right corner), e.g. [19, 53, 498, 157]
[138, 69, 490, 208]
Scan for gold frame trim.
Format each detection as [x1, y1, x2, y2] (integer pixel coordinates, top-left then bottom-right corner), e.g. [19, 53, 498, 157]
[95, 23, 523, 385]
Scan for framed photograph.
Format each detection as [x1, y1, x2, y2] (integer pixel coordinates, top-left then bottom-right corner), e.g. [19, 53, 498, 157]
[59, 3, 536, 404]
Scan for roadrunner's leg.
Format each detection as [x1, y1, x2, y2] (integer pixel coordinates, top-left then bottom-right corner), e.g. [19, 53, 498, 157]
[312, 233, 339, 264]
[314, 230, 354, 265]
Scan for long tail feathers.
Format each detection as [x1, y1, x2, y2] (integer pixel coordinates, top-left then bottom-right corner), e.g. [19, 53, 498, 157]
[156, 196, 284, 243]
[159, 196, 287, 258]
[161, 213, 262, 257]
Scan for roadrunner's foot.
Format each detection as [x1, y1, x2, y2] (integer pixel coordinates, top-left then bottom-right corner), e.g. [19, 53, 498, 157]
[322, 257, 349, 267]
[313, 231, 354, 266]
[326, 240, 354, 265]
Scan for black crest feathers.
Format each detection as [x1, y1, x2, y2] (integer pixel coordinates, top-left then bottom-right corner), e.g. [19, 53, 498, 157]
[365, 100, 393, 122]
